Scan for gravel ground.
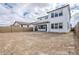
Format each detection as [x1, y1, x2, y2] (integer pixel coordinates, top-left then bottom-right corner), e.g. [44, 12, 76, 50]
[0, 32, 75, 55]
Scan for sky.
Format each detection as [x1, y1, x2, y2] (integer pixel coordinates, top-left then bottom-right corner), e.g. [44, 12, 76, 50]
[0, 3, 79, 27]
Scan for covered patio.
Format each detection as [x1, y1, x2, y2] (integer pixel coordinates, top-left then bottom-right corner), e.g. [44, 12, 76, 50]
[31, 21, 50, 32]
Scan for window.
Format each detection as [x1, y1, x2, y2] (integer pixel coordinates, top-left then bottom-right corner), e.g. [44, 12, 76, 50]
[38, 25, 43, 29]
[38, 25, 41, 29]
[55, 13, 58, 17]
[43, 25, 47, 29]
[40, 18, 42, 20]
[51, 23, 63, 29]
[45, 16, 48, 19]
[51, 24, 54, 29]
[41, 25, 43, 29]
[55, 23, 58, 29]
[59, 23, 63, 29]
[59, 12, 63, 16]
[51, 13, 54, 18]
[38, 25, 47, 29]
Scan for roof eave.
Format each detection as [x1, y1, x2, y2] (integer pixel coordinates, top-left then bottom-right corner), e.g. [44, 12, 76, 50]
[47, 4, 70, 13]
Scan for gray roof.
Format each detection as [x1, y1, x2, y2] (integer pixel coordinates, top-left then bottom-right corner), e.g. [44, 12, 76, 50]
[47, 4, 70, 13]
[14, 21, 30, 25]
[31, 21, 50, 25]
[37, 15, 48, 19]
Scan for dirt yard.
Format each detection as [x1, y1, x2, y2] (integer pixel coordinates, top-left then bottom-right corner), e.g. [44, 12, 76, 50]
[0, 32, 75, 55]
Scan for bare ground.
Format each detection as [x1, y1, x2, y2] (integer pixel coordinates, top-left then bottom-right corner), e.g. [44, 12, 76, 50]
[0, 32, 75, 55]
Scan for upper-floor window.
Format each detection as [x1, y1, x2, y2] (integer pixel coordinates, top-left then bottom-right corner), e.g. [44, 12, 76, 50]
[55, 13, 58, 17]
[51, 13, 54, 18]
[40, 18, 42, 20]
[45, 16, 48, 19]
[59, 12, 63, 16]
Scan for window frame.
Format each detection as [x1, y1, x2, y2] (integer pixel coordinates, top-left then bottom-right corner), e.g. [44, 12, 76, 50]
[40, 18, 42, 20]
[45, 16, 48, 19]
[59, 12, 63, 16]
[38, 25, 47, 29]
[51, 13, 54, 18]
[59, 23, 63, 29]
[55, 13, 58, 17]
[55, 23, 58, 29]
[51, 24, 54, 29]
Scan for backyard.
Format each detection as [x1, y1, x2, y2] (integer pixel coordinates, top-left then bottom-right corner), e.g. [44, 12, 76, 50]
[0, 32, 75, 55]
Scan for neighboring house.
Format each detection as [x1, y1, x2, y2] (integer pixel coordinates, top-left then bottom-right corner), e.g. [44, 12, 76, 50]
[13, 21, 30, 28]
[32, 5, 71, 33]
[13, 21, 20, 27]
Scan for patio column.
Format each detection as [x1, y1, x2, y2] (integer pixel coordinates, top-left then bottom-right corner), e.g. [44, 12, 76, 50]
[33, 25, 35, 31]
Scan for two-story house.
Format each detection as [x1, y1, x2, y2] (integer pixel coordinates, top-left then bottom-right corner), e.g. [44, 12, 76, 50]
[32, 5, 71, 33]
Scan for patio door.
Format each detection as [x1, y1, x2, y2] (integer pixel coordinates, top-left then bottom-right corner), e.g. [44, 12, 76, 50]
[38, 25, 47, 32]
[44, 25, 47, 31]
